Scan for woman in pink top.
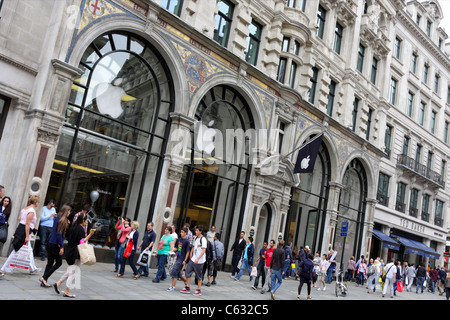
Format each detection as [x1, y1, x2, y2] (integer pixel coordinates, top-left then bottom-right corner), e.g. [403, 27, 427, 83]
[114, 217, 131, 272]
[0, 195, 40, 276]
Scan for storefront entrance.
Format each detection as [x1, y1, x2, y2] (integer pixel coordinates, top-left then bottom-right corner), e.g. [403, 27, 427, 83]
[174, 85, 254, 260]
[46, 31, 174, 248]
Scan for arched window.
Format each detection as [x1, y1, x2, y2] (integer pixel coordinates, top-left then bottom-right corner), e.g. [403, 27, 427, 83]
[47, 32, 174, 247]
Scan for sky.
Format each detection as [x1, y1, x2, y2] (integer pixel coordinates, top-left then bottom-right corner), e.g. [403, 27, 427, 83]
[438, 0, 450, 37]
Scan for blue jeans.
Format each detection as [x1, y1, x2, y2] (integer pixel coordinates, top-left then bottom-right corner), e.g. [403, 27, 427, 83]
[283, 259, 290, 279]
[119, 250, 138, 275]
[416, 276, 425, 293]
[115, 243, 125, 271]
[39, 226, 52, 258]
[271, 269, 283, 293]
[154, 254, 168, 282]
[236, 258, 252, 280]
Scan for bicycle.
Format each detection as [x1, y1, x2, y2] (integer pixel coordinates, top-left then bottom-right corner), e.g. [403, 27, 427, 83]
[335, 269, 348, 297]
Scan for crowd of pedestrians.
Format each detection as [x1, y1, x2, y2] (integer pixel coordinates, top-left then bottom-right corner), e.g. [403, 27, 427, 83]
[0, 190, 449, 301]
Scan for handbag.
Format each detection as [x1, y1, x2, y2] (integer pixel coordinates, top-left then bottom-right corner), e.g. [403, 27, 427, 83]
[78, 242, 96, 265]
[397, 281, 403, 292]
[123, 240, 133, 258]
[0, 224, 8, 243]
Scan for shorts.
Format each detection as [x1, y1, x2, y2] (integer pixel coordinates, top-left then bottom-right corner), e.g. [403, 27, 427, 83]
[170, 259, 184, 278]
[185, 260, 204, 281]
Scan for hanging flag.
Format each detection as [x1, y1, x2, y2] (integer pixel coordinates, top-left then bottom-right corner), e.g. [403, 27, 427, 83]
[293, 134, 323, 174]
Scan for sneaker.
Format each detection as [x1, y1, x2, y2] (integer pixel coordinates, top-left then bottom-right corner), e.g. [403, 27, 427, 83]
[251, 285, 256, 290]
[180, 287, 190, 294]
[230, 275, 235, 279]
[193, 289, 202, 296]
[211, 280, 216, 285]
[234, 277, 240, 281]
[167, 286, 175, 292]
[317, 288, 321, 291]
[205, 282, 211, 287]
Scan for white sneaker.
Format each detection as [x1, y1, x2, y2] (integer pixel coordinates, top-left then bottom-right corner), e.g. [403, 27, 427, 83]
[317, 288, 321, 291]
[323, 287, 326, 291]
[167, 286, 175, 292]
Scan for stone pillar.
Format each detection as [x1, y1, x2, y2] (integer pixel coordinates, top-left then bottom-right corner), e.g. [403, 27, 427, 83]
[324, 181, 342, 252]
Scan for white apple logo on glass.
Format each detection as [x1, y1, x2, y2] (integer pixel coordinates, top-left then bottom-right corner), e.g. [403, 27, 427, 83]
[95, 78, 125, 119]
[301, 155, 310, 170]
[196, 120, 216, 154]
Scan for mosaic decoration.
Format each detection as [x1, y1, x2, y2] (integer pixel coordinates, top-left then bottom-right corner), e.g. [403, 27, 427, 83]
[65, 0, 146, 63]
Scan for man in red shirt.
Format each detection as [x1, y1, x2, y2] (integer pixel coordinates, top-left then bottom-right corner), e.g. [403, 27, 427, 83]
[260, 239, 275, 294]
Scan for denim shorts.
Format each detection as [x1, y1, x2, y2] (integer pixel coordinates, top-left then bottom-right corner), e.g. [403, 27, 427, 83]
[170, 259, 184, 278]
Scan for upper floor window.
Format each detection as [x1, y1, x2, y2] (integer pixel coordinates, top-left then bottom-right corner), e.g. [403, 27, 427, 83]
[445, 121, 449, 143]
[431, 110, 437, 134]
[384, 124, 392, 156]
[402, 136, 410, 156]
[289, 62, 297, 88]
[317, 5, 326, 39]
[419, 102, 425, 126]
[309, 67, 319, 104]
[416, 14, 421, 26]
[326, 80, 336, 116]
[434, 74, 440, 93]
[357, 44, 365, 72]
[366, 108, 373, 140]
[0, 0, 3, 16]
[160, 0, 183, 16]
[423, 65, 429, 84]
[282, 37, 290, 52]
[333, 22, 343, 54]
[287, 0, 296, 8]
[407, 92, 414, 117]
[371, 57, 378, 84]
[214, 0, 234, 47]
[293, 40, 300, 55]
[352, 98, 359, 132]
[245, 20, 262, 66]
[393, 37, 401, 60]
[277, 57, 287, 83]
[426, 20, 432, 37]
[389, 78, 397, 105]
[411, 52, 418, 74]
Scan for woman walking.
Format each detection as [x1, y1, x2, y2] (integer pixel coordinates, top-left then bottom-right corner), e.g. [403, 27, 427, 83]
[152, 226, 174, 283]
[117, 221, 139, 279]
[317, 254, 328, 291]
[367, 259, 381, 293]
[297, 253, 314, 300]
[1, 195, 40, 275]
[53, 213, 95, 298]
[356, 258, 367, 287]
[40, 204, 71, 287]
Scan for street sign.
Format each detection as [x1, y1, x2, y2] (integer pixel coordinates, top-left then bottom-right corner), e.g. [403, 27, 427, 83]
[340, 221, 348, 237]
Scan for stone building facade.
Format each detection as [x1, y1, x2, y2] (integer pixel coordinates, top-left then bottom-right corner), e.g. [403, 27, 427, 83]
[0, 0, 447, 268]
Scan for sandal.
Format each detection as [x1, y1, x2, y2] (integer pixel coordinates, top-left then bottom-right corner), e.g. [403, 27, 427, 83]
[40, 280, 51, 288]
[63, 293, 76, 298]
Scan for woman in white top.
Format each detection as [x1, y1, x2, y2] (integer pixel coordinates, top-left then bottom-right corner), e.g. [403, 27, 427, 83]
[0, 195, 40, 276]
[317, 254, 328, 291]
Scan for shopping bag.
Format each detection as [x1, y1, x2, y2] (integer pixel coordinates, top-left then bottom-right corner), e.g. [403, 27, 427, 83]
[137, 250, 150, 266]
[405, 277, 409, 286]
[78, 242, 96, 265]
[396, 281, 403, 292]
[9, 242, 32, 270]
[251, 266, 258, 277]
[123, 240, 133, 258]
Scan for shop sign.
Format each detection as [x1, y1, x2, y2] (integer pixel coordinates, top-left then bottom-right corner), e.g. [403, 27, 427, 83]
[399, 218, 425, 234]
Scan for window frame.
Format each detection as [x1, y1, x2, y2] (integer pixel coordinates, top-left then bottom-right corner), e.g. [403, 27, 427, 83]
[0, 95, 10, 141]
[245, 19, 262, 66]
[316, 5, 326, 39]
[160, 0, 184, 16]
[213, 0, 235, 47]
[333, 22, 343, 54]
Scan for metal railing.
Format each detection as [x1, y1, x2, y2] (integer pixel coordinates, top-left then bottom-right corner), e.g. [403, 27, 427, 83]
[397, 154, 445, 189]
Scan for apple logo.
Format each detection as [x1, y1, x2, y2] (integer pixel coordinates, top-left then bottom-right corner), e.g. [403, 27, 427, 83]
[301, 155, 311, 170]
[195, 120, 217, 154]
[94, 78, 126, 119]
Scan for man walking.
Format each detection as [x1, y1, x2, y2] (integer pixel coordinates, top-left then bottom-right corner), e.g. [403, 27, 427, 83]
[261, 240, 275, 294]
[39, 200, 56, 260]
[269, 240, 286, 300]
[235, 236, 254, 281]
[210, 233, 224, 285]
[181, 225, 207, 296]
[230, 231, 246, 278]
[252, 241, 267, 290]
[416, 264, 427, 294]
[382, 258, 397, 298]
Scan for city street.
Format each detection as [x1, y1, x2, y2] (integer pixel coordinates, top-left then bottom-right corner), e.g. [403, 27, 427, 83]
[0, 256, 445, 302]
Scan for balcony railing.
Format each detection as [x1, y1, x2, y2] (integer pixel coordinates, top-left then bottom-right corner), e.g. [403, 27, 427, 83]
[397, 154, 445, 189]
[395, 201, 406, 213]
[409, 207, 418, 218]
[421, 211, 429, 222]
[435, 217, 443, 227]
[376, 193, 389, 207]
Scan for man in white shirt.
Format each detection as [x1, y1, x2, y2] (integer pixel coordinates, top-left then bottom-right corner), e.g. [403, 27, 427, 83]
[181, 225, 207, 296]
[382, 258, 397, 298]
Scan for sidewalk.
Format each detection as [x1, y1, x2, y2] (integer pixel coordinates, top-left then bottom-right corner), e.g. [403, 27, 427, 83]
[0, 256, 446, 301]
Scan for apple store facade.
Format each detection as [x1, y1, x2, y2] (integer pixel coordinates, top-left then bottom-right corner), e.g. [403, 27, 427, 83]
[0, 2, 384, 267]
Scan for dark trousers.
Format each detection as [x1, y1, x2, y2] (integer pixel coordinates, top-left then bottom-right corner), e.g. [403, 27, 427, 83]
[120, 250, 138, 275]
[42, 243, 63, 281]
[253, 263, 265, 288]
[231, 255, 241, 276]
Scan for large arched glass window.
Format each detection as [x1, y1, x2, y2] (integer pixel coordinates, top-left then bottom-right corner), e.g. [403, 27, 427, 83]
[287, 138, 331, 252]
[335, 159, 368, 265]
[47, 32, 174, 248]
[175, 85, 254, 261]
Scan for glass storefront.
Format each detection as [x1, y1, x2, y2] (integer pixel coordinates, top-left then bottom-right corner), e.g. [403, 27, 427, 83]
[46, 31, 174, 248]
[335, 159, 367, 267]
[287, 141, 330, 253]
[174, 85, 254, 259]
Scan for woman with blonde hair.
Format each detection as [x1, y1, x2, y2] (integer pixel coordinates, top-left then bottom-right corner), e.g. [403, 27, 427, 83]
[0, 195, 40, 276]
[117, 220, 140, 279]
[40, 204, 71, 287]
